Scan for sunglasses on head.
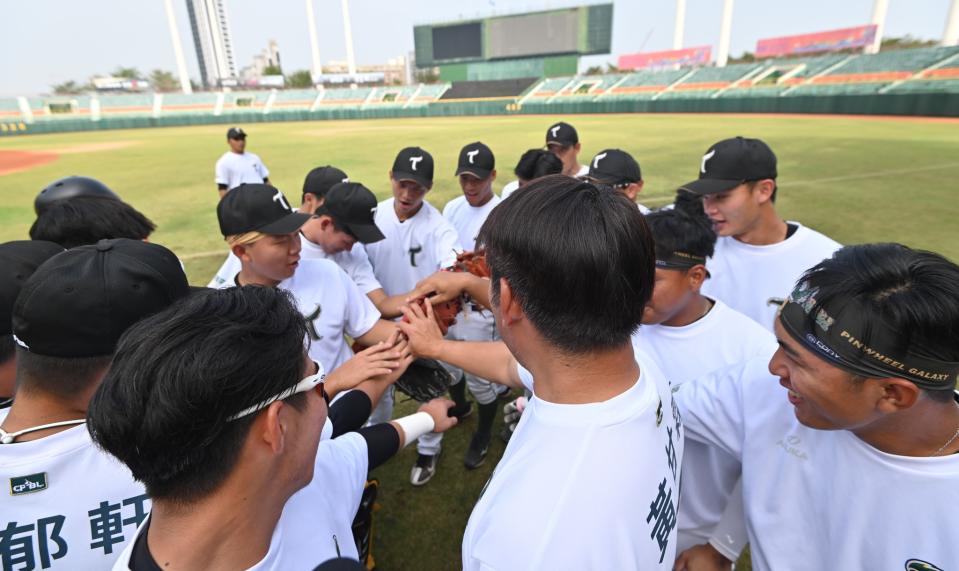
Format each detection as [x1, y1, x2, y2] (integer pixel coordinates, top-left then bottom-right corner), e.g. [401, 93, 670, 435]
[228, 361, 329, 422]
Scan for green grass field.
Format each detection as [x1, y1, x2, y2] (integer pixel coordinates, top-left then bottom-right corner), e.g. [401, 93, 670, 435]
[1, 114, 957, 570]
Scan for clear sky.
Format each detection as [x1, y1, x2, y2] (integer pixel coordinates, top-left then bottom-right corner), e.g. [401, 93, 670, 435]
[1, 0, 953, 95]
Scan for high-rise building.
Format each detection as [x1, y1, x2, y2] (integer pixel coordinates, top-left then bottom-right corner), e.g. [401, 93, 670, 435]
[185, 0, 237, 87]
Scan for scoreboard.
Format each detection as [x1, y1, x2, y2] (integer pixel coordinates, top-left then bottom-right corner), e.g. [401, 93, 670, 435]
[414, 4, 613, 68]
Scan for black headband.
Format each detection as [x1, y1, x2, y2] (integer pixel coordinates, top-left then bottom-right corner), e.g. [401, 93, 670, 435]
[779, 282, 959, 390]
[655, 251, 707, 271]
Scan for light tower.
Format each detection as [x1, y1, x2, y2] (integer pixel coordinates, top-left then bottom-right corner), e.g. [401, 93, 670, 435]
[944, 0, 959, 46]
[306, 0, 323, 79]
[716, 0, 735, 67]
[341, 0, 357, 77]
[163, 0, 193, 93]
[673, 0, 686, 50]
[865, 0, 889, 54]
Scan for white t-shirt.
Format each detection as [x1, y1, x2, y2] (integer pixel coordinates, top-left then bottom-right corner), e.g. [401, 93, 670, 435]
[215, 151, 269, 190]
[112, 432, 369, 571]
[701, 223, 840, 332]
[463, 352, 683, 570]
[363, 198, 460, 296]
[442, 195, 500, 342]
[632, 299, 776, 557]
[212, 259, 380, 373]
[675, 350, 959, 570]
[0, 411, 149, 571]
[208, 236, 382, 295]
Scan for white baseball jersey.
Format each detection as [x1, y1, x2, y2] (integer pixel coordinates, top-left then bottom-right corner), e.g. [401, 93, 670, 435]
[0, 411, 149, 571]
[675, 351, 959, 570]
[212, 259, 380, 373]
[463, 352, 683, 570]
[632, 299, 776, 558]
[208, 236, 382, 295]
[701, 222, 840, 332]
[363, 198, 460, 296]
[215, 151, 269, 191]
[112, 431, 368, 571]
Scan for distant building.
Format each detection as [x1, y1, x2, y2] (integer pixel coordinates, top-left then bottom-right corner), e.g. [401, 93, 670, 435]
[317, 56, 409, 86]
[185, 0, 237, 88]
[240, 40, 282, 82]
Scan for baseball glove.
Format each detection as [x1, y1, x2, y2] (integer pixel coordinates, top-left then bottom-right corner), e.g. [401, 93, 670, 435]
[403, 294, 461, 336]
[393, 358, 455, 402]
[451, 249, 491, 278]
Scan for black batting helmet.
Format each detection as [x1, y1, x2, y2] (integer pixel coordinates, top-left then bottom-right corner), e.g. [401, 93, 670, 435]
[35, 176, 120, 214]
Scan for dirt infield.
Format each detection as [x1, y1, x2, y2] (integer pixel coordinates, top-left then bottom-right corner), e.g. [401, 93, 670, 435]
[0, 150, 59, 176]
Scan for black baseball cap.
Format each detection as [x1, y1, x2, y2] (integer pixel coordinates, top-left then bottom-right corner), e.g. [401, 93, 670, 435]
[587, 149, 642, 185]
[303, 166, 349, 199]
[546, 122, 578, 147]
[455, 142, 495, 179]
[227, 127, 247, 140]
[217, 184, 311, 236]
[681, 136, 778, 195]
[11, 239, 191, 358]
[316, 183, 385, 244]
[391, 147, 434, 189]
[0, 241, 65, 336]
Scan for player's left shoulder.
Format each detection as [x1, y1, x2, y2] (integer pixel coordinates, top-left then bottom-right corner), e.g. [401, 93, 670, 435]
[442, 196, 467, 218]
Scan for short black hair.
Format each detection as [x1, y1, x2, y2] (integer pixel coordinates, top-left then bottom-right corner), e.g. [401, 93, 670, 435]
[0, 334, 13, 365]
[479, 175, 654, 353]
[514, 149, 563, 182]
[29, 196, 156, 249]
[88, 287, 308, 502]
[645, 208, 716, 263]
[801, 243, 959, 402]
[671, 188, 708, 222]
[15, 348, 112, 399]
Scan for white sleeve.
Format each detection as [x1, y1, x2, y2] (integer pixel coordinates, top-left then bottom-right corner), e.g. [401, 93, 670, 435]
[516, 363, 534, 393]
[345, 244, 383, 294]
[258, 156, 270, 179]
[707, 478, 748, 561]
[314, 432, 369, 521]
[436, 223, 462, 269]
[215, 156, 229, 185]
[339, 266, 381, 338]
[673, 357, 758, 462]
[208, 252, 241, 288]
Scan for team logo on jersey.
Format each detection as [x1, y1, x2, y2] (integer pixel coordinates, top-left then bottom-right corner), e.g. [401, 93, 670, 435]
[305, 304, 323, 341]
[467, 149, 479, 164]
[550, 125, 561, 138]
[409, 156, 423, 171]
[10, 472, 47, 496]
[701, 149, 716, 174]
[905, 560, 943, 571]
[592, 152, 607, 169]
[272, 189, 292, 211]
[409, 245, 423, 267]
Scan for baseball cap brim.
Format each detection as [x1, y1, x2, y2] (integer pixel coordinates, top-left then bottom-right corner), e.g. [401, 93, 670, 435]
[393, 171, 431, 188]
[342, 221, 385, 244]
[679, 178, 742, 195]
[258, 212, 312, 235]
[455, 167, 492, 179]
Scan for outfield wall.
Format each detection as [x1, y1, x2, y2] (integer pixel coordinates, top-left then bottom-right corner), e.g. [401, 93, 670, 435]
[2, 92, 957, 137]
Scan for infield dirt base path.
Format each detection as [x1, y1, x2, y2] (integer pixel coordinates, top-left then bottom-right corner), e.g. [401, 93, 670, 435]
[0, 150, 59, 176]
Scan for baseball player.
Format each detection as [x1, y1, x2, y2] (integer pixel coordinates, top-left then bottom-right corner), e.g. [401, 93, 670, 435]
[90, 285, 460, 569]
[362, 146, 464, 485]
[399, 176, 683, 570]
[585, 148, 651, 213]
[215, 127, 270, 198]
[213, 183, 401, 376]
[675, 243, 959, 569]
[30, 195, 155, 248]
[500, 149, 564, 200]
[424, 141, 504, 471]
[0, 240, 64, 409]
[0, 239, 191, 569]
[632, 209, 776, 567]
[545, 121, 589, 178]
[681, 136, 841, 332]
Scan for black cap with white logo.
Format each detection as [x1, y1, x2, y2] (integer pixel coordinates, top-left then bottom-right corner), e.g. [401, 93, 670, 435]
[545, 122, 578, 147]
[0, 241, 65, 336]
[227, 127, 247, 140]
[681, 136, 778, 195]
[316, 182, 385, 244]
[217, 184, 311, 237]
[587, 149, 642, 185]
[455, 142, 495, 179]
[303, 166, 349, 199]
[12, 239, 191, 358]
[391, 147, 434, 189]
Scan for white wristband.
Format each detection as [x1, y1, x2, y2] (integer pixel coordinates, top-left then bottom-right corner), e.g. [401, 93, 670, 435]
[394, 412, 435, 447]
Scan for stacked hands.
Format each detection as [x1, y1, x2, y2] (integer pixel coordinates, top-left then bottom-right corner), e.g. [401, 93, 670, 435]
[340, 252, 492, 407]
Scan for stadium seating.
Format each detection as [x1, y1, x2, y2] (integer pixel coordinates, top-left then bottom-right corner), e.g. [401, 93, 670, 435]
[163, 93, 218, 115]
[0, 97, 21, 121]
[603, 69, 689, 100]
[320, 87, 374, 107]
[272, 89, 320, 110]
[674, 62, 764, 91]
[526, 77, 574, 99]
[98, 94, 154, 115]
[548, 75, 627, 101]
